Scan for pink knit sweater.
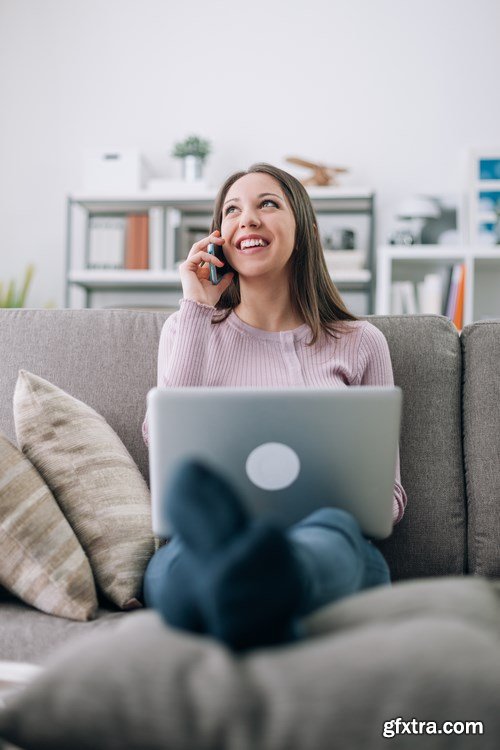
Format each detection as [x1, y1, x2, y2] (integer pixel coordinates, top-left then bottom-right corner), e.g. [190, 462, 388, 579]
[143, 298, 407, 524]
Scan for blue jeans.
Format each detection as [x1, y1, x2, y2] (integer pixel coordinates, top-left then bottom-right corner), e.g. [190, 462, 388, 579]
[143, 506, 390, 619]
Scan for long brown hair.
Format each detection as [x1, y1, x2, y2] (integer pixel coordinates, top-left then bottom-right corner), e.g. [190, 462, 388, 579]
[210, 163, 358, 345]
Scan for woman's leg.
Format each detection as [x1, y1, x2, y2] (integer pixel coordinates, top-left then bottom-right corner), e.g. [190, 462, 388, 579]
[144, 458, 304, 650]
[142, 536, 205, 633]
[287, 507, 391, 617]
[143, 459, 391, 649]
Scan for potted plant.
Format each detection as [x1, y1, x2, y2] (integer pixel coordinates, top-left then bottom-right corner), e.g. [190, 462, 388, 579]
[0, 264, 35, 308]
[171, 135, 211, 182]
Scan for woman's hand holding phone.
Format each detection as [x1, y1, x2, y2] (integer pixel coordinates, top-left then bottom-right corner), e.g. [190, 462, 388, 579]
[179, 231, 234, 307]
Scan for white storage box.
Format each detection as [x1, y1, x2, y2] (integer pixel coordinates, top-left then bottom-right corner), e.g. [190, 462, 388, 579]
[82, 149, 149, 193]
[323, 250, 365, 271]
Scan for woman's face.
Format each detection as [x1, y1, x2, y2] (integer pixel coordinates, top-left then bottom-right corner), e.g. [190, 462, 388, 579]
[220, 172, 296, 280]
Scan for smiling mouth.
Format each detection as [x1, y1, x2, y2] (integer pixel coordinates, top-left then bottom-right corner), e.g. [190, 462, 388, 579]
[236, 239, 270, 255]
[237, 238, 270, 250]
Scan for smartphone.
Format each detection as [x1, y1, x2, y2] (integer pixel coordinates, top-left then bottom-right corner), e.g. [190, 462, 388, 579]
[207, 243, 230, 285]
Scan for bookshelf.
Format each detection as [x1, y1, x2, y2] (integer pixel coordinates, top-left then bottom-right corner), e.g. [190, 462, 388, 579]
[466, 149, 500, 247]
[376, 151, 500, 327]
[375, 245, 500, 327]
[64, 188, 376, 311]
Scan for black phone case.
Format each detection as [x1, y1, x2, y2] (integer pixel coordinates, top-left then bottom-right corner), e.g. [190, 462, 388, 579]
[208, 243, 230, 284]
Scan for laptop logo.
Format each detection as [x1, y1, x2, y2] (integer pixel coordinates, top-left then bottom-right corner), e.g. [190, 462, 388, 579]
[245, 442, 300, 491]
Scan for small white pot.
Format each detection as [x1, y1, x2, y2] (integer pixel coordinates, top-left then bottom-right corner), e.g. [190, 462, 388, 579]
[182, 155, 203, 182]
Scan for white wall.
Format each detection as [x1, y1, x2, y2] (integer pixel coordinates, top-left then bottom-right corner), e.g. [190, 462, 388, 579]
[1, 0, 499, 308]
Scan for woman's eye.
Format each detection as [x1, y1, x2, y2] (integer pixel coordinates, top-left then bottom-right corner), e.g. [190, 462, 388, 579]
[224, 199, 278, 216]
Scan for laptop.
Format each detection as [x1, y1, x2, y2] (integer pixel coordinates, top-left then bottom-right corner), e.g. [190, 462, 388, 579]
[147, 386, 402, 540]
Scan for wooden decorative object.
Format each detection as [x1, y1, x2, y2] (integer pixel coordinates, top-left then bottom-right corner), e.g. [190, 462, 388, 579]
[285, 157, 348, 186]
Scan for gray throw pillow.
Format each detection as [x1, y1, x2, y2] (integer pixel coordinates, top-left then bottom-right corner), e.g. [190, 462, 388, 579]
[1, 577, 499, 750]
[14, 370, 155, 610]
[0, 433, 97, 621]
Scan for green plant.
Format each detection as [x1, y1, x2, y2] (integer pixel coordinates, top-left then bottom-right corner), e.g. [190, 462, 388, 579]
[171, 135, 211, 160]
[0, 264, 35, 307]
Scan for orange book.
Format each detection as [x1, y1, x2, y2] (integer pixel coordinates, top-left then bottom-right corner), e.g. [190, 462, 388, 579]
[452, 264, 465, 331]
[125, 214, 149, 270]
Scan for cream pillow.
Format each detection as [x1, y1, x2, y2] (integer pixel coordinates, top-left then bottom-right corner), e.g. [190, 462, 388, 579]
[13, 370, 155, 610]
[0, 433, 97, 621]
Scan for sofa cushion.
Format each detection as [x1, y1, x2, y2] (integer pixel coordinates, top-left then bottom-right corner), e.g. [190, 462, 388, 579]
[0, 433, 97, 621]
[369, 316, 466, 579]
[0, 597, 123, 664]
[461, 320, 500, 577]
[14, 370, 155, 609]
[0, 309, 168, 483]
[0, 577, 499, 750]
[302, 575, 500, 638]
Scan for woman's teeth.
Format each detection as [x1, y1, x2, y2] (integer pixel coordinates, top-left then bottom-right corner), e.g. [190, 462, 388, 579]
[240, 239, 268, 249]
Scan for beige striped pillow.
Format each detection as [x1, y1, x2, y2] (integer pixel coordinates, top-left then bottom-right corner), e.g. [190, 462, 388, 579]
[13, 370, 155, 610]
[0, 433, 97, 621]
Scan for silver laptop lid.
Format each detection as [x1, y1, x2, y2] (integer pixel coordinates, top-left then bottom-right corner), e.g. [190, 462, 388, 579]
[148, 387, 402, 540]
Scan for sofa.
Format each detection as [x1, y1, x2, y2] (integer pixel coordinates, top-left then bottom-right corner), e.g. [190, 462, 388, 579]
[0, 308, 499, 749]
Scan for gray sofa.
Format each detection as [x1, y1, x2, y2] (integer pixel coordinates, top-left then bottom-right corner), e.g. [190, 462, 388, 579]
[0, 309, 499, 749]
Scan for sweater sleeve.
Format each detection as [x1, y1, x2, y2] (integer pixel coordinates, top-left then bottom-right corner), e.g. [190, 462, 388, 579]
[357, 322, 408, 525]
[142, 298, 216, 446]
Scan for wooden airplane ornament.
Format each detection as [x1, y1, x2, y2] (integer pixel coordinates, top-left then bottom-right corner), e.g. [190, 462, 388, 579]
[286, 156, 348, 186]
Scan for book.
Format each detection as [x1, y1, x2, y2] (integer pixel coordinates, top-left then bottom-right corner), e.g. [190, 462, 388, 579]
[453, 264, 466, 330]
[417, 273, 443, 314]
[165, 207, 181, 270]
[391, 282, 417, 314]
[125, 214, 149, 270]
[399, 281, 418, 314]
[391, 283, 404, 314]
[441, 265, 455, 315]
[88, 217, 126, 268]
[445, 264, 462, 320]
[148, 208, 164, 271]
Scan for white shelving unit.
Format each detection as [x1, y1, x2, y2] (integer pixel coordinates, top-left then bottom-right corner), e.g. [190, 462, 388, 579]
[65, 188, 376, 311]
[376, 151, 500, 326]
[376, 244, 500, 326]
[466, 149, 500, 246]
[68, 267, 372, 288]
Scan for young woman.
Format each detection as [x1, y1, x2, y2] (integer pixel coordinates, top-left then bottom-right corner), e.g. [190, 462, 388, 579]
[142, 163, 407, 651]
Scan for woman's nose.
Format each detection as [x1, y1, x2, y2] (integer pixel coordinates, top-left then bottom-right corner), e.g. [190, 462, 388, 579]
[239, 206, 260, 227]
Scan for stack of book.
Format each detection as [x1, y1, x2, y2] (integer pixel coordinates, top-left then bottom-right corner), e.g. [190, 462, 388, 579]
[88, 217, 125, 269]
[87, 210, 164, 271]
[391, 263, 466, 329]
